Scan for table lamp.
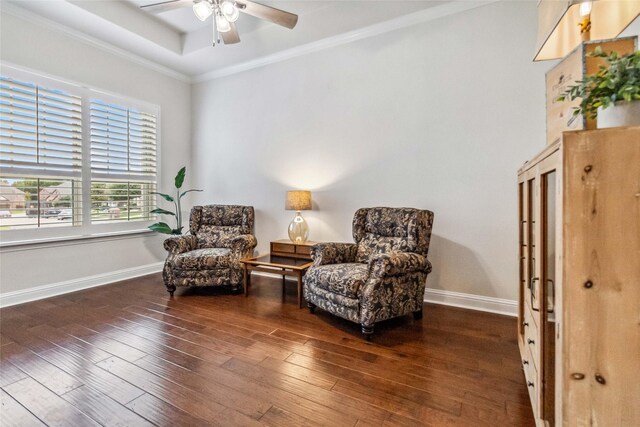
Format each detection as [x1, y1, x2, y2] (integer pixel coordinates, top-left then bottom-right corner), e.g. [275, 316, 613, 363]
[285, 190, 312, 243]
[534, 0, 640, 61]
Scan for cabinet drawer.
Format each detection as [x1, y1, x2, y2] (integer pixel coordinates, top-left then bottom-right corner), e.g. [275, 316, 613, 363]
[525, 296, 539, 329]
[524, 346, 539, 415]
[296, 245, 312, 256]
[523, 304, 538, 343]
[523, 307, 539, 371]
[272, 243, 295, 254]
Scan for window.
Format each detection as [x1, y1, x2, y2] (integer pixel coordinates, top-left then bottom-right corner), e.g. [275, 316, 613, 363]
[0, 67, 159, 239]
[89, 100, 157, 224]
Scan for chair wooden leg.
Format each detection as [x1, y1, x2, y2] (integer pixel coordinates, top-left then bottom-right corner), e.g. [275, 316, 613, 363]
[307, 302, 316, 314]
[362, 324, 374, 341]
[166, 285, 176, 297]
[413, 309, 423, 320]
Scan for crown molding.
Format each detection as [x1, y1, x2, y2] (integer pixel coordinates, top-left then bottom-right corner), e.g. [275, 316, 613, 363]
[2, 0, 498, 84]
[193, 0, 498, 83]
[0, 1, 191, 83]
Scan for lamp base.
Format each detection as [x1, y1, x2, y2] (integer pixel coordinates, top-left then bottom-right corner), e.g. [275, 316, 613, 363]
[288, 211, 309, 243]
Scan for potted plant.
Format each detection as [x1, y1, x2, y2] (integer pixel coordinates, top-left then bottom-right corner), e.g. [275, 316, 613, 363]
[149, 166, 201, 235]
[558, 47, 640, 128]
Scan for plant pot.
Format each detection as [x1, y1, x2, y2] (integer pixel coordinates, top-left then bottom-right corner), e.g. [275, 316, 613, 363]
[597, 102, 640, 129]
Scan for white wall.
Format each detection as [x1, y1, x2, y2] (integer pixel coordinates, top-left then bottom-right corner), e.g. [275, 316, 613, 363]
[1, 1, 637, 306]
[191, 1, 554, 302]
[0, 11, 192, 297]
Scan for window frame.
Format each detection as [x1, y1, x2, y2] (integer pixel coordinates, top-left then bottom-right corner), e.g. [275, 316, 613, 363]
[0, 63, 161, 245]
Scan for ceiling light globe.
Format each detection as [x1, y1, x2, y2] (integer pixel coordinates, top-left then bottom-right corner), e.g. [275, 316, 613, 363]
[193, 1, 213, 21]
[221, 1, 240, 22]
[216, 14, 231, 32]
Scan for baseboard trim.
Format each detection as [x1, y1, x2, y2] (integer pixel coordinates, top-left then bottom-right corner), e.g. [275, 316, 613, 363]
[424, 288, 517, 317]
[0, 267, 518, 317]
[253, 271, 517, 317]
[0, 262, 163, 308]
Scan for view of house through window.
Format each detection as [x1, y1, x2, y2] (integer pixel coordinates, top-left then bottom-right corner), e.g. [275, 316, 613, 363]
[90, 181, 156, 223]
[0, 72, 158, 233]
[0, 178, 81, 229]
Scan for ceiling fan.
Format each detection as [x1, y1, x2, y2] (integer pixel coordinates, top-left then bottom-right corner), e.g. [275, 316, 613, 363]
[140, 0, 298, 46]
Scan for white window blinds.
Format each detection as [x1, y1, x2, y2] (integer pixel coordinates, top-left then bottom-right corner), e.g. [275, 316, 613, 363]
[0, 68, 159, 233]
[0, 76, 82, 178]
[89, 100, 157, 181]
[89, 99, 157, 224]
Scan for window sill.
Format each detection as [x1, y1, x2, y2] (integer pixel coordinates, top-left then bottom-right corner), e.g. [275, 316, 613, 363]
[0, 228, 159, 252]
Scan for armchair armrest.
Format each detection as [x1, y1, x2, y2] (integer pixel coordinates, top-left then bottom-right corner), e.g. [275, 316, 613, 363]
[368, 252, 431, 278]
[163, 235, 196, 255]
[230, 234, 257, 257]
[311, 242, 357, 266]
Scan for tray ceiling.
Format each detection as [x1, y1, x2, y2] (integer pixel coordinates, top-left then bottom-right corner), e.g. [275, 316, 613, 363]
[2, 0, 451, 79]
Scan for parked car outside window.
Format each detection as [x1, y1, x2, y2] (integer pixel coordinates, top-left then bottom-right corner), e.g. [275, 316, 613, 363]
[42, 209, 61, 218]
[57, 209, 73, 220]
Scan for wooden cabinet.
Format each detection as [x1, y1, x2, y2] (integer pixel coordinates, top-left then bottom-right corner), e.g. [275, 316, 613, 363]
[517, 127, 639, 426]
[270, 239, 315, 260]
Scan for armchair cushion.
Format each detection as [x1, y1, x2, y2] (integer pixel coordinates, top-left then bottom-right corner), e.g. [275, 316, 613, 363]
[173, 248, 232, 270]
[310, 243, 357, 266]
[196, 225, 244, 249]
[305, 263, 368, 299]
[356, 235, 411, 264]
[369, 252, 431, 278]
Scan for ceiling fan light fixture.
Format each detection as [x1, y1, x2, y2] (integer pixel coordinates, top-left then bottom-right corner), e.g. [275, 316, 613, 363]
[193, 0, 213, 21]
[221, 1, 240, 22]
[216, 13, 231, 32]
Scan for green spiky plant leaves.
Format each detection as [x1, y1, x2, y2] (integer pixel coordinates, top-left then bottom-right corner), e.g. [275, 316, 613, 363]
[149, 166, 202, 235]
[557, 48, 640, 119]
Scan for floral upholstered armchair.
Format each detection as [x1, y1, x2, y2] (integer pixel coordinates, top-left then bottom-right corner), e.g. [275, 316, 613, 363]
[303, 207, 434, 340]
[162, 205, 257, 296]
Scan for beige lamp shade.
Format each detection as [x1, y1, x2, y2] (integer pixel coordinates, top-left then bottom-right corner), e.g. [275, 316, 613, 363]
[285, 190, 312, 211]
[534, 0, 640, 61]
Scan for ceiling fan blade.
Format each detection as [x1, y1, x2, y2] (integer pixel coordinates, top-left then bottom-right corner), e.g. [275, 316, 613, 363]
[140, 0, 193, 14]
[222, 22, 241, 44]
[236, 0, 298, 29]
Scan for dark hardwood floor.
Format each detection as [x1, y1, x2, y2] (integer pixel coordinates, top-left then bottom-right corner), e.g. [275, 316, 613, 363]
[0, 274, 534, 426]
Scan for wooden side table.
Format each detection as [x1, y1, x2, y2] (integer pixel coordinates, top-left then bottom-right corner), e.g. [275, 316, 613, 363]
[241, 254, 312, 308]
[240, 240, 317, 308]
[270, 239, 315, 260]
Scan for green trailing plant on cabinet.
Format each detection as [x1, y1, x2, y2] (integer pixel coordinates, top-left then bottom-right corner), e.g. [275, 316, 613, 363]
[148, 166, 201, 235]
[558, 47, 640, 119]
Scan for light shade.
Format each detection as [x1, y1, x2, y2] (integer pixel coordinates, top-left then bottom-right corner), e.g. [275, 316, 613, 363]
[221, 1, 240, 22]
[216, 14, 231, 32]
[534, 0, 640, 61]
[193, 1, 213, 21]
[285, 190, 312, 211]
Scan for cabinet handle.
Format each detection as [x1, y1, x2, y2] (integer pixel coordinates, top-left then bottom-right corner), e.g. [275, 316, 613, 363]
[527, 382, 535, 388]
[546, 278, 555, 313]
[522, 359, 529, 365]
[527, 338, 535, 345]
[523, 321, 529, 327]
[531, 277, 540, 312]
